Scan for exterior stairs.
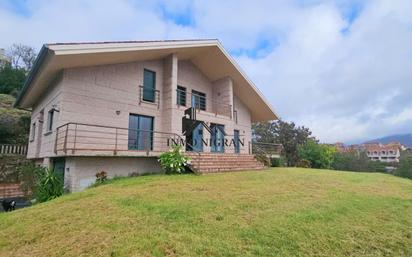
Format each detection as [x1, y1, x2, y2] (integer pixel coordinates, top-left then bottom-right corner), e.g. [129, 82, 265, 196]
[185, 152, 265, 173]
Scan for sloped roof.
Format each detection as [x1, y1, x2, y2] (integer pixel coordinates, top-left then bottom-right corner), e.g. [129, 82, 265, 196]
[15, 39, 279, 122]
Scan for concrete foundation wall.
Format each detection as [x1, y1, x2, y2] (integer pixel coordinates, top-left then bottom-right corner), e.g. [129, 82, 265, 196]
[64, 157, 162, 192]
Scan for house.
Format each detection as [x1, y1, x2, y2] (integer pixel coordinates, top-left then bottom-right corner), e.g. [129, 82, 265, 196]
[363, 142, 402, 163]
[335, 142, 402, 163]
[14, 39, 279, 192]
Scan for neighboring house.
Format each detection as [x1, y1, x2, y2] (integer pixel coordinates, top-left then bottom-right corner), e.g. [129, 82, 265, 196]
[14, 39, 279, 192]
[363, 142, 402, 163]
[335, 142, 402, 163]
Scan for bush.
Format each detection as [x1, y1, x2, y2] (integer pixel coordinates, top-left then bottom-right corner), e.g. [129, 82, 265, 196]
[34, 168, 64, 203]
[298, 139, 335, 169]
[95, 171, 108, 184]
[332, 151, 387, 173]
[158, 145, 190, 174]
[297, 159, 311, 168]
[17, 161, 42, 197]
[394, 152, 412, 179]
[271, 157, 286, 167]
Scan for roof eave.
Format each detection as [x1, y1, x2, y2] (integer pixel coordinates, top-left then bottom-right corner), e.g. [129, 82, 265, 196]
[14, 45, 50, 108]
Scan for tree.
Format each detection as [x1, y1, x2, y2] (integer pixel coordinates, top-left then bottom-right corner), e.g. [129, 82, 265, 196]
[331, 150, 386, 172]
[0, 63, 27, 96]
[253, 120, 313, 166]
[298, 139, 336, 169]
[8, 44, 37, 71]
[0, 94, 30, 144]
[394, 150, 412, 179]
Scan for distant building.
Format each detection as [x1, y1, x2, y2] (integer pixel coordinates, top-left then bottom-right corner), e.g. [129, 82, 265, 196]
[334, 142, 403, 163]
[363, 142, 402, 163]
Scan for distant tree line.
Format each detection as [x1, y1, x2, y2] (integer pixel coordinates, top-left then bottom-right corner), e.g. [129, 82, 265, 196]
[253, 120, 411, 179]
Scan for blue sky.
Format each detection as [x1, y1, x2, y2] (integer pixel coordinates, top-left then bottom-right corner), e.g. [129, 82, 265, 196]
[1, 0, 412, 143]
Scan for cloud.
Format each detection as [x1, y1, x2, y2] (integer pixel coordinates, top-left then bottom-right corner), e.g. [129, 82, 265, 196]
[0, 0, 411, 143]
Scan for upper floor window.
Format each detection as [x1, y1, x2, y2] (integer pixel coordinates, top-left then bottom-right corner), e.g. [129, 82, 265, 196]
[143, 69, 156, 102]
[30, 122, 36, 142]
[47, 109, 54, 132]
[192, 90, 206, 111]
[177, 86, 186, 106]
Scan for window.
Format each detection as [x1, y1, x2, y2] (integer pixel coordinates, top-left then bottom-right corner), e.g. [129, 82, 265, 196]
[30, 122, 36, 141]
[128, 114, 154, 150]
[47, 109, 54, 132]
[177, 86, 186, 106]
[191, 90, 206, 111]
[143, 69, 156, 102]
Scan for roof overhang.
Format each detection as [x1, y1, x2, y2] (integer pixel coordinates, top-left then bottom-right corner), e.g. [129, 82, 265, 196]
[15, 39, 279, 122]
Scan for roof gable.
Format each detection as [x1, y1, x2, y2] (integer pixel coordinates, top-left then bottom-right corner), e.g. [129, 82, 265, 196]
[15, 39, 279, 122]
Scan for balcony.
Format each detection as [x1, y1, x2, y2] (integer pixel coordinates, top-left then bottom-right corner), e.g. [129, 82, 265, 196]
[176, 88, 233, 119]
[54, 123, 255, 157]
[54, 123, 183, 157]
[139, 85, 160, 109]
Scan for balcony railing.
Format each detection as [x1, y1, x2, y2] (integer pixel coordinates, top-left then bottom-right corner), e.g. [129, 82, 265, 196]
[139, 85, 160, 109]
[176, 88, 233, 118]
[54, 123, 184, 156]
[250, 142, 283, 166]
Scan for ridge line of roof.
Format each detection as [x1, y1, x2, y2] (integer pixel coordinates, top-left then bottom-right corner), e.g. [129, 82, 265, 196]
[46, 39, 218, 46]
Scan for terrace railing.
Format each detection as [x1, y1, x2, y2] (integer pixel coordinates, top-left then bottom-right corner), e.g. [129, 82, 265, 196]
[139, 85, 160, 109]
[250, 142, 283, 166]
[176, 88, 233, 118]
[54, 123, 202, 171]
[0, 144, 27, 156]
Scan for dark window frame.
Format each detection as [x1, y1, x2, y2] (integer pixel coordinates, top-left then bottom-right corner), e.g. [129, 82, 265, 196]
[191, 90, 206, 111]
[177, 85, 187, 106]
[142, 69, 156, 103]
[128, 114, 154, 151]
[30, 122, 36, 142]
[47, 109, 54, 132]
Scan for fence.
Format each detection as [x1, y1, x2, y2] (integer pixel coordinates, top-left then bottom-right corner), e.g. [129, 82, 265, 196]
[0, 144, 27, 156]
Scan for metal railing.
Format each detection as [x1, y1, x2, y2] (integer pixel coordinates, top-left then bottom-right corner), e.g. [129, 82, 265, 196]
[53, 123, 202, 171]
[176, 88, 233, 118]
[0, 144, 27, 156]
[139, 85, 160, 109]
[250, 142, 283, 166]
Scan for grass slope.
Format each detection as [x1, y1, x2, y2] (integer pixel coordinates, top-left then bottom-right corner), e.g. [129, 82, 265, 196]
[0, 168, 411, 257]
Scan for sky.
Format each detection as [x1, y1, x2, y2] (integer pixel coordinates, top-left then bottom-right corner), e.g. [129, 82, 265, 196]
[1, 0, 411, 143]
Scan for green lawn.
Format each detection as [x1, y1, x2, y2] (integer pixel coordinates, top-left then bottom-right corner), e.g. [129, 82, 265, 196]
[1, 168, 411, 257]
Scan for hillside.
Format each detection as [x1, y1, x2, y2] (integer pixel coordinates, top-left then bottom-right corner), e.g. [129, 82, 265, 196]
[1, 168, 411, 257]
[364, 134, 412, 147]
[0, 93, 30, 144]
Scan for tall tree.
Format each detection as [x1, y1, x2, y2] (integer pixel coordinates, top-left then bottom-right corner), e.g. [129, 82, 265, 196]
[8, 44, 37, 71]
[253, 120, 313, 166]
[0, 63, 27, 96]
[0, 44, 37, 96]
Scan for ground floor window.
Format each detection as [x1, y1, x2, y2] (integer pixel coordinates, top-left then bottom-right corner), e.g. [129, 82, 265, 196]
[128, 114, 154, 150]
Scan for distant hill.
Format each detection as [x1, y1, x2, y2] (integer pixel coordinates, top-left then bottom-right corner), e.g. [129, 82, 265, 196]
[364, 134, 412, 147]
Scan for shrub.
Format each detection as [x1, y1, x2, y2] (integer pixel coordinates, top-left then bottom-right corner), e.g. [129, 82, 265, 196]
[158, 145, 190, 174]
[394, 152, 412, 179]
[298, 139, 335, 169]
[34, 168, 64, 203]
[297, 159, 311, 168]
[271, 157, 286, 167]
[17, 161, 42, 197]
[95, 171, 108, 184]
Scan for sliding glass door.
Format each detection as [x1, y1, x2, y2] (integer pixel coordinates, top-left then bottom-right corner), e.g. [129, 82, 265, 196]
[128, 114, 154, 150]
